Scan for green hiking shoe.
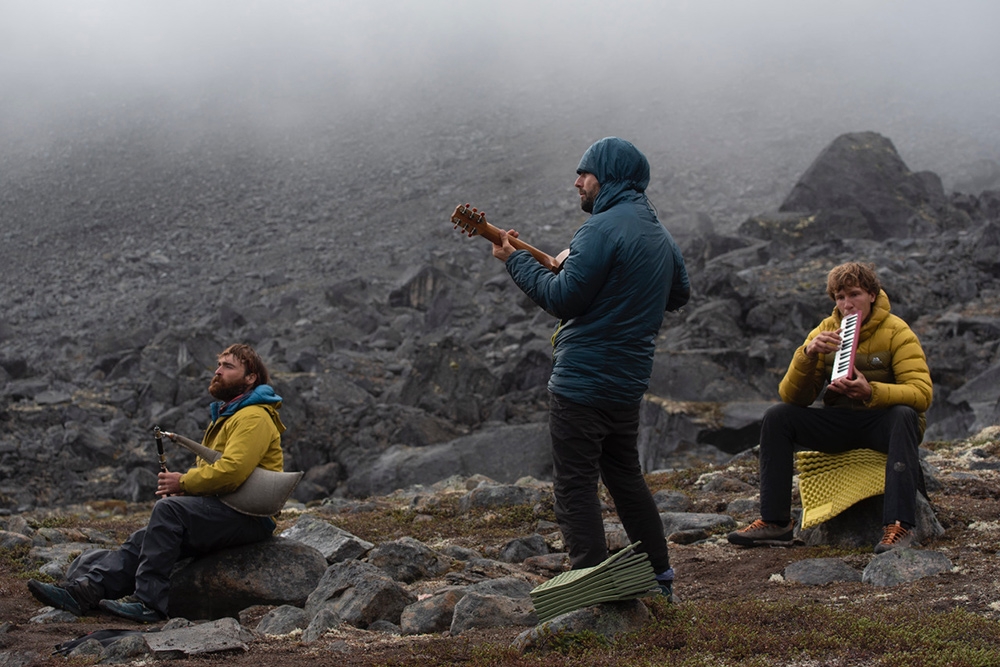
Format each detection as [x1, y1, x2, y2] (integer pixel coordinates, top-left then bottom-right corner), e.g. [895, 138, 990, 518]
[98, 596, 165, 623]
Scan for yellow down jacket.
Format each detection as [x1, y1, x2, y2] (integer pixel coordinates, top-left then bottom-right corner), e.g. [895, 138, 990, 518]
[777, 290, 933, 436]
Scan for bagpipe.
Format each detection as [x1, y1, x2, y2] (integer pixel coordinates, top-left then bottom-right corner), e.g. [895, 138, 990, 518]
[152, 426, 302, 516]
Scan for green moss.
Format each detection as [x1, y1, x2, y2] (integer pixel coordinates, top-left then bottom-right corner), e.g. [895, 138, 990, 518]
[520, 626, 611, 655]
[30, 514, 76, 529]
[0, 542, 48, 581]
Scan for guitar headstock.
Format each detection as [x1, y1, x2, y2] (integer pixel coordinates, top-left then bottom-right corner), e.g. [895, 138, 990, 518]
[451, 203, 489, 238]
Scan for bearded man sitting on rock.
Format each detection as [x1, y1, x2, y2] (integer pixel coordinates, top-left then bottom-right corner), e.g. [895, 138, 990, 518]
[726, 262, 933, 554]
[28, 343, 286, 623]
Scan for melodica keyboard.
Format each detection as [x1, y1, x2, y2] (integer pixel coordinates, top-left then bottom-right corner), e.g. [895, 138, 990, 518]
[830, 312, 859, 381]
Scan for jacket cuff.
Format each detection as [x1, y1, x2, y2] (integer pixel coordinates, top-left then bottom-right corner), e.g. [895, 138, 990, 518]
[863, 384, 878, 407]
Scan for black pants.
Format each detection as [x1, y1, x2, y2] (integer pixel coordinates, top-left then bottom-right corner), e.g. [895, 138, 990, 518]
[67, 496, 275, 617]
[759, 403, 923, 527]
[549, 392, 670, 574]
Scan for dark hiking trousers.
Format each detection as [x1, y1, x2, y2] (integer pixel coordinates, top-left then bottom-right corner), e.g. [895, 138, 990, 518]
[549, 391, 670, 574]
[65, 495, 275, 617]
[759, 403, 923, 527]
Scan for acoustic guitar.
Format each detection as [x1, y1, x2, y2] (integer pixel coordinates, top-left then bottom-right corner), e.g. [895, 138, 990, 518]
[450, 203, 566, 274]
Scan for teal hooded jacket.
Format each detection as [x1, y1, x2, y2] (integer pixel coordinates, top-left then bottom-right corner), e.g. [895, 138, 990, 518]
[505, 137, 690, 407]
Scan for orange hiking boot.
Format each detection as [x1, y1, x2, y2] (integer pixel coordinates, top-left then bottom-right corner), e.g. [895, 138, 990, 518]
[874, 521, 915, 554]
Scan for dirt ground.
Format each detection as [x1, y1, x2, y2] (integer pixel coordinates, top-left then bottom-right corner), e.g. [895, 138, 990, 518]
[3, 446, 1000, 666]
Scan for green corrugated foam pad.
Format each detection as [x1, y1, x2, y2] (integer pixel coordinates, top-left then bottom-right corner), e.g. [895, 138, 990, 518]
[529, 542, 658, 623]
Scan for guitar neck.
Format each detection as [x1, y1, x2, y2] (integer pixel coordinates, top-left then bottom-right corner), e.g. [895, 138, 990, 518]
[484, 222, 561, 273]
[452, 204, 562, 273]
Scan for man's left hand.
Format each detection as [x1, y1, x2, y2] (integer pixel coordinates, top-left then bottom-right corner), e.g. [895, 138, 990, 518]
[156, 471, 184, 497]
[828, 372, 872, 402]
[491, 229, 519, 262]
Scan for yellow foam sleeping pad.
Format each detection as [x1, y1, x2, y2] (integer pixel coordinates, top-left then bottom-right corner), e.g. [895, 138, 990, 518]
[796, 449, 887, 530]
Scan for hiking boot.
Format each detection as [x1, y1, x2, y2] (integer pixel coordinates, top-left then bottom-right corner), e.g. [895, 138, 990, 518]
[874, 521, 915, 554]
[655, 567, 674, 602]
[27, 580, 83, 616]
[727, 519, 795, 546]
[98, 596, 165, 623]
[657, 581, 673, 601]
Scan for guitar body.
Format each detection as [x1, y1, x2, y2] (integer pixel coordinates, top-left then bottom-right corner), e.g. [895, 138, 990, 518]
[451, 204, 564, 274]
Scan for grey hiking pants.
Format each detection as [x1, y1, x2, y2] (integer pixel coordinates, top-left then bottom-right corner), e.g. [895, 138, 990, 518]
[66, 495, 275, 617]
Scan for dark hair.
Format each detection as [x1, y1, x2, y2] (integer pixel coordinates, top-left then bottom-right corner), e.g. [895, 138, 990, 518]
[219, 344, 270, 388]
[826, 262, 881, 300]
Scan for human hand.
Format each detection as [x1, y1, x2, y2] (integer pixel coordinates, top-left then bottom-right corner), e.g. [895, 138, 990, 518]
[156, 471, 184, 497]
[805, 330, 841, 359]
[491, 228, 519, 262]
[828, 371, 872, 401]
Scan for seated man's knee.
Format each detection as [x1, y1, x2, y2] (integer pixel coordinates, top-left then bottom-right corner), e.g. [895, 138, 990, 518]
[885, 405, 918, 429]
[148, 495, 196, 523]
[761, 402, 799, 432]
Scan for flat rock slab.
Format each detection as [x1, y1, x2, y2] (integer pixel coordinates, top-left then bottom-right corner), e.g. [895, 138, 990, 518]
[144, 618, 254, 657]
[784, 558, 862, 585]
[280, 513, 374, 563]
[660, 512, 736, 537]
[862, 548, 953, 587]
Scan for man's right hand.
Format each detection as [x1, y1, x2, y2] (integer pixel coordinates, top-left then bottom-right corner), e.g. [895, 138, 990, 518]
[491, 229, 519, 262]
[156, 471, 185, 497]
[805, 330, 841, 359]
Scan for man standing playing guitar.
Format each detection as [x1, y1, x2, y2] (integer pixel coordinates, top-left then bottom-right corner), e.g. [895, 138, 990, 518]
[489, 137, 690, 599]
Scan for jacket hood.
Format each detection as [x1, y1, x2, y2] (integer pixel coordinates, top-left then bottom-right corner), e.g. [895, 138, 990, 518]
[576, 137, 651, 214]
[210, 383, 283, 422]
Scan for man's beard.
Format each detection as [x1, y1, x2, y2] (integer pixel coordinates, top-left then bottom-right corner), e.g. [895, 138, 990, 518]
[209, 376, 249, 402]
[581, 196, 595, 213]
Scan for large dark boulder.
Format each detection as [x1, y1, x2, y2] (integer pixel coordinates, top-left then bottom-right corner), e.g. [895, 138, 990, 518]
[348, 422, 553, 496]
[168, 537, 328, 620]
[767, 131, 957, 239]
[971, 220, 1000, 275]
[397, 337, 502, 426]
[944, 362, 1000, 434]
[799, 493, 944, 549]
[304, 559, 416, 628]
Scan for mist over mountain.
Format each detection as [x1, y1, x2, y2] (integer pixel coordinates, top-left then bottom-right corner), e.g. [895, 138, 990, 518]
[4, 1, 998, 186]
